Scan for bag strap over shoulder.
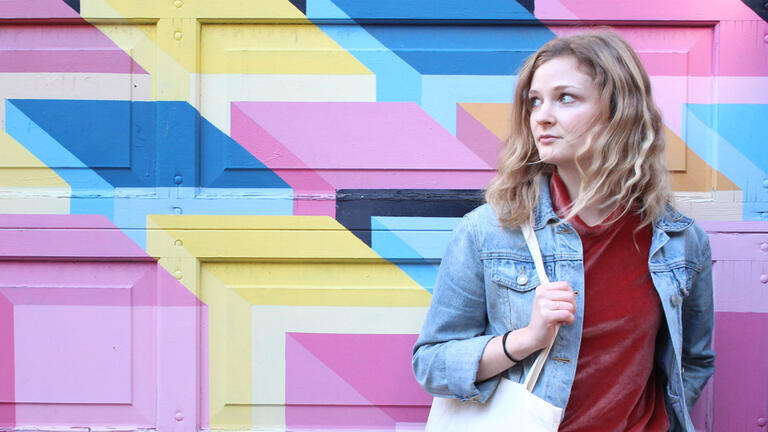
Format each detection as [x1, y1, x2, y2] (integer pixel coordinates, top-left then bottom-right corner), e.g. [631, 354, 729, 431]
[521, 223, 559, 393]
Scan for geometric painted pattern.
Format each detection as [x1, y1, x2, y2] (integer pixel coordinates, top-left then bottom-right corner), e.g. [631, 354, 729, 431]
[2, 0, 768, 430]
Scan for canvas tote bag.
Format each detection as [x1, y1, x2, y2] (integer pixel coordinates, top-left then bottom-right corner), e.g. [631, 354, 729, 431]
[424, 223, 563, 431]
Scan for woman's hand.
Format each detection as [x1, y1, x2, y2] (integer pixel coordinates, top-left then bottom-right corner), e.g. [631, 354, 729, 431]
[523, 281, 577, 351]
[477, 281, 577, 382]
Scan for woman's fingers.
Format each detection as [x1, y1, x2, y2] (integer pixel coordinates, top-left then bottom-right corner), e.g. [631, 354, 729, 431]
[525, 281, 578, 349]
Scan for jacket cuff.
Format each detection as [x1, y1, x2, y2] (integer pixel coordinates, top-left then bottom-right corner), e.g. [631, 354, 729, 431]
[444, 335, 497, 402]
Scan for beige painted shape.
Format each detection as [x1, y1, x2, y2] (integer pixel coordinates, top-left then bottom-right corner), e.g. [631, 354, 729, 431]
[0, 188, 69, 214]
[663, 126, 686, 172]
[674, 190, 742, 220]
[667, 128, 739, 192]
[458, 102, 510, 140]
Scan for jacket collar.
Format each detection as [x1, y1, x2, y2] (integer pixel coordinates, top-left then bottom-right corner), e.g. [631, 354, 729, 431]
[532, 176, 693, 233]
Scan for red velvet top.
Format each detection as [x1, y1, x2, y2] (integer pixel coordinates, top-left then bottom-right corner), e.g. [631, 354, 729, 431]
[550, 172, 669, 432]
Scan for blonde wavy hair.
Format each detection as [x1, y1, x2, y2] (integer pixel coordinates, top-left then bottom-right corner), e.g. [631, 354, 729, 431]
[485, 30, 673, 229]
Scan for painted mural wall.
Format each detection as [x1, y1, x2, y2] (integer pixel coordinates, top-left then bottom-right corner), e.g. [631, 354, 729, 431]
[1, 0, 767, 430]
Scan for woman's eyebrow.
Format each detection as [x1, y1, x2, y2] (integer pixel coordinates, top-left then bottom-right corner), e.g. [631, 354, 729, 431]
[530, 84, 580, 93]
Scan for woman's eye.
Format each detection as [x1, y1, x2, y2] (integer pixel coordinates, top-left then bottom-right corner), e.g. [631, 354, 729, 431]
[529, 97, 541, 107]
[560, 94, 575, 103]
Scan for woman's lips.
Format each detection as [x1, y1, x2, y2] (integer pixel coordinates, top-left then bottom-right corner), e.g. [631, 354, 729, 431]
[538, 135, 559, 144]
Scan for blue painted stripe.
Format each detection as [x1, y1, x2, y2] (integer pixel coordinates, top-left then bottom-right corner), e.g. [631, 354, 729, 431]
[328, 0, 536, 21]
[113, 187, 294, 248]
[422, 75, 516, 134]
[314, 22, 422, 102]
[687, 104, 768, 174]
[683, 104, 768, 220]
[350, 24, 553, 76]
[8, 100, 291, 189]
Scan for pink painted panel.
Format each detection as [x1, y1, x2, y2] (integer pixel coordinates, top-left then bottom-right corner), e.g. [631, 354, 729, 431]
[157, 269, 204, 431]
[706, 233, 768, 261]
[0, 215, 203, 427]
[548, 26, 712, 76]
[14, 304, 132, 403]
[690, 77, 768, 104]
[717, 20, 768, 77]
[0, 214, 119, 229]
[0, 215, 150, 260]
[199, 304, 210, 429]
[712, 312, 768, 431]
[286, 333, 431, 429]
[14, 305, 156, 426]
[0, 25, 147, 74]
[0, 0, 81, 19]
[712, 260, 768, 313]
[231, 102, 493, 190]
[287, 333, 431, 405]
[0, 293, 14, 427]
[535, 0, 759, 22]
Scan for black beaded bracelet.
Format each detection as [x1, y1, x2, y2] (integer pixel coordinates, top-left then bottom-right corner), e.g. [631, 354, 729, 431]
[501, 331, 522, 363]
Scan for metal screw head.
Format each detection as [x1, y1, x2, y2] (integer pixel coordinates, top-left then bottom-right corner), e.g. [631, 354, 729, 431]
[174, 0, 183, 7]
[174, 31, 183, 41]
[761, 242, 768, 252]
[761, 274, 768, 284]
[758, 417, 767, 427]
[175, 411, 184, 421]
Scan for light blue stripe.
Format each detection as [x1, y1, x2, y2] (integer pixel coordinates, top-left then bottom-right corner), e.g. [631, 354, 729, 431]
[421, 75, 516, 134]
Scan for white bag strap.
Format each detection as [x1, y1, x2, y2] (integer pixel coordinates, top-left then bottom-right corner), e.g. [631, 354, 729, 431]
[521, 223, 559, 392]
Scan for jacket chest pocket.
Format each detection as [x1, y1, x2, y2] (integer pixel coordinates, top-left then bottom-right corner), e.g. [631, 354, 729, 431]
[490, 259, 539, 329]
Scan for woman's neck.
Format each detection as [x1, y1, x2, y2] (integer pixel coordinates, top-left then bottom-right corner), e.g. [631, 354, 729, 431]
[555, 166, 611, 227]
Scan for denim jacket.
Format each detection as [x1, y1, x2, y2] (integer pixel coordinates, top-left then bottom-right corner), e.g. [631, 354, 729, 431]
[412, 177, 714, 431]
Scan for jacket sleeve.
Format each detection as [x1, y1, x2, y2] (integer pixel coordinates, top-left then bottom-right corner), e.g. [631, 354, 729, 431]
[411, 212, 499, 403]
[681, 230, 715, 411]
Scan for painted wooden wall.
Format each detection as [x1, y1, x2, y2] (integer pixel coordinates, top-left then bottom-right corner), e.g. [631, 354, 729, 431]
[0, 0, 767, 430]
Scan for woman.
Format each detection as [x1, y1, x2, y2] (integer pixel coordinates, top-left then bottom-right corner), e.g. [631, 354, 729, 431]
[412, 31, 714, 431]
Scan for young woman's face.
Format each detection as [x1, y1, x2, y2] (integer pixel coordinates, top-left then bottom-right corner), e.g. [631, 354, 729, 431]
[528, 55, 602, 171]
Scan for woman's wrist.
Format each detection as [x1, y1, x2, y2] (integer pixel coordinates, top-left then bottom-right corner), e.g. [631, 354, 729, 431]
[501, 327, 539, 363]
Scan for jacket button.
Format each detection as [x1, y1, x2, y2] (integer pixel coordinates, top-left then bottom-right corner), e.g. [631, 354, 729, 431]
[670, 295, 680, 307]
[517, 273, 528, 285]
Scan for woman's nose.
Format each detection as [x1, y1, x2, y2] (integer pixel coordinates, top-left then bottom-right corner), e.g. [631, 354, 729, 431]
[532, 101, 555, 125]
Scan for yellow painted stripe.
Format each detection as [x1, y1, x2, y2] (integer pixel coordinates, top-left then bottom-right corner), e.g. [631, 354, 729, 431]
[201, 267, 253, 428]
[82, 0, 307, 20]
[200, 24, 371, 75]
[0, 130, 70, 188]
[83, 1, 369, 79]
